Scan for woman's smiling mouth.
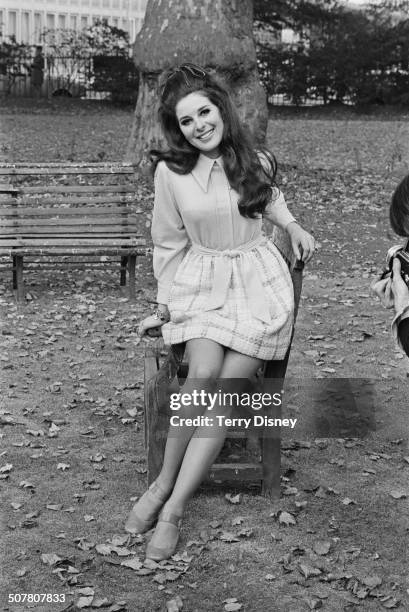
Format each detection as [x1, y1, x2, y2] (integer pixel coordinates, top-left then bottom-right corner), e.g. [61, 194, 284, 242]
[196, 129, 214, 140]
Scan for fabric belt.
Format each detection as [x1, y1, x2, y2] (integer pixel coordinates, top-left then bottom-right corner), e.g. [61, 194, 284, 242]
[191, 236, 271, 324]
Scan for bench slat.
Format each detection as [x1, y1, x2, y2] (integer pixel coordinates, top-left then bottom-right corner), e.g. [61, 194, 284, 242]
[0, 247, 146, 256]
[0, 195, 138, 206]
[0, 164, 135, 175]
[0, 238, 144, 246]
[17, 185, 136, 194]
[0, 205, 141, 216]
[0, 227, 139, 236]
[1, 217, 139, 227]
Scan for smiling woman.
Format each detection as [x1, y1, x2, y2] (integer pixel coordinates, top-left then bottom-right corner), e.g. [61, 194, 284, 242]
[176, 93, 224, 159]
[125, 63, 315, 562]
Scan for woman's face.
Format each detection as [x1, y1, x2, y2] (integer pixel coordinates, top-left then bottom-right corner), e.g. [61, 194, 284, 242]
[175, 92, 224, 158]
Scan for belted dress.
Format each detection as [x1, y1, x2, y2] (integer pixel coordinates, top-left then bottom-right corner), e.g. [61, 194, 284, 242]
[151, 155, 296, 360]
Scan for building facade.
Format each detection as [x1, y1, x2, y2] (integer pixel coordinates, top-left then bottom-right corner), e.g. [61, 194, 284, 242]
[0, 0, 147, 45]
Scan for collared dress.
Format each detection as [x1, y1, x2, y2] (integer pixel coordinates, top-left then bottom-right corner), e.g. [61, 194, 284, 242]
[151, 154, 296, 360]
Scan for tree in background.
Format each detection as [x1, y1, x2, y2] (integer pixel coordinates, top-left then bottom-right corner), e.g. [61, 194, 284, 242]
[126, 0, 267, 163]
[0, 36, 32, 96]
[42, 19, 138, 100]
[254, 0, 409, 106]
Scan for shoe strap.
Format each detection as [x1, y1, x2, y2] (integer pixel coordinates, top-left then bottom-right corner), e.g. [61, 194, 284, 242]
[148, 481, 168, 501]
[158, 509, 182, 526]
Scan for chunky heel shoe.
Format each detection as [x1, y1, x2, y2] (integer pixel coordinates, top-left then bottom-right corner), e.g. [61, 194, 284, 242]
[145, 509, 182, 561]
[124, 481, 169, 535]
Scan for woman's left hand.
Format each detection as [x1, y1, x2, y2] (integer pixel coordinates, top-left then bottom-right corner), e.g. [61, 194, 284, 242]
[286, 222, 315, 263]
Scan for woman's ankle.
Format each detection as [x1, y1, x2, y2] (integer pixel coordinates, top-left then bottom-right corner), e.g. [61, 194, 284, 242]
[155, 475, 175, 497]
[161, 500, 185, 518]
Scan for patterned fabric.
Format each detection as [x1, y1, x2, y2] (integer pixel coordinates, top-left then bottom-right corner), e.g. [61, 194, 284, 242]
[152, 154, 296, 360]
[162, 238, 294, 360]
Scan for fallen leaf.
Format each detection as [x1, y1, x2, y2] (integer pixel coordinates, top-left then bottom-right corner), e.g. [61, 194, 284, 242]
[41, 553, 62, 566]
[225, 493, 241, 504]
[219, 532, 240, 543]
[278, 511, 296, 526]
[389, 490, 407, 499]
[299, 563, 322, 578]
[121, 557, 143, 570]
[313, 541, 331, 556]
[166, 595, 183, 612]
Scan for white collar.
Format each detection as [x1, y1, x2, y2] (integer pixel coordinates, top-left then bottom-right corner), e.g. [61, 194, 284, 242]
[191, 154, 223, 192]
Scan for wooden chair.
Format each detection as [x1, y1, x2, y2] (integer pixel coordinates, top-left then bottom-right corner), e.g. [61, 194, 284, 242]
[143, 226, 303, 498]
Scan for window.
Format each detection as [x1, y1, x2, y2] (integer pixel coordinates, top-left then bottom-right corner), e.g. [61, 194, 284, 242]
[21, 11, 30, 43]
[103, 0, 110, 7]
[81, 0, 90, 6]
[58, 14, 66, 29]
[46, 13, 55, 29]
[80, 15, 88, 28]
[70, 15, 77, 29]
[34, 13, 42, 43]
[8, 11, 17, 38]
[112, 0, 119, 7]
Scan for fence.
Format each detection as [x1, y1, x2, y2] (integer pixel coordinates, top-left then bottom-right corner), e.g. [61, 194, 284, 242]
[0, 51, 139, 102]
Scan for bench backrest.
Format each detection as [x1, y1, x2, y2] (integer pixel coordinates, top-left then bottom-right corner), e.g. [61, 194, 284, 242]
[0, 162, 143, 244]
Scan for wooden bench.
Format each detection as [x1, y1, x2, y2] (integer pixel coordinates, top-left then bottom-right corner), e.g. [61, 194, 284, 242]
[143, 226, 304, 498]
[0, 163, 146, 300]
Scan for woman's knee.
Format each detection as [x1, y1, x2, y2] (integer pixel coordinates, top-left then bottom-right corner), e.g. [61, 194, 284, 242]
[187, 363, 219, 383]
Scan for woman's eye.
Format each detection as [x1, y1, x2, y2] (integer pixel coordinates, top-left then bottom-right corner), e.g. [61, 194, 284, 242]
[180, 119, 191, 126]
[200, 108, 210, 116]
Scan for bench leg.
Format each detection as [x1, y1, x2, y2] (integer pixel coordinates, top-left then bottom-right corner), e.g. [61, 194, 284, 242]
[15, 255, 25, 301]
[120, 256, 128, 287]
[261, 435, 281, 499]
[128, 254, 136, 301]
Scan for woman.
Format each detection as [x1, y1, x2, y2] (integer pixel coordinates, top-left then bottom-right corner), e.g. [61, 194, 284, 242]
[125, 64, 315, 561]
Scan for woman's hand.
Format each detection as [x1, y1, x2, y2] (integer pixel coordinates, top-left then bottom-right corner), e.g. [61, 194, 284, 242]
[138, 305, 170, 337]
[372, 259, 409, 312]
[286, 222, 315, 263]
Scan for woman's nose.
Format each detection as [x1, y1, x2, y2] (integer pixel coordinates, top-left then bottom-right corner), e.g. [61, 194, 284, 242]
[194, 117, 206, 132]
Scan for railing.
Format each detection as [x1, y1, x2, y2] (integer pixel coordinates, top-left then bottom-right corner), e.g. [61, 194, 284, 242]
[0, 52, 138, 102]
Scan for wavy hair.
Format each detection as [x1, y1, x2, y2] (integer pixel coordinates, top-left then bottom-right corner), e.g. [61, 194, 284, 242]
[150, 63, 277, 219]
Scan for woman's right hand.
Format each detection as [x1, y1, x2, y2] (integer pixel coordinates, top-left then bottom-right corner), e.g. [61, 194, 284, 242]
[138, 305, 170, 337]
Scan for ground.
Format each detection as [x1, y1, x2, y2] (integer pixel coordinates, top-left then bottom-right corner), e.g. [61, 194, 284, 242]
[0, 99, 408, 612]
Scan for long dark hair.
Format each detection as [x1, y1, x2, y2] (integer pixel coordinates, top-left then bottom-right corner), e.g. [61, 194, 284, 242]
[151, 63, 277, 219]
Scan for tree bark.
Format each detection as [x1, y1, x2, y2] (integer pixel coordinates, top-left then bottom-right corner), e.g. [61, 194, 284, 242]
[125, 0, 267, 163]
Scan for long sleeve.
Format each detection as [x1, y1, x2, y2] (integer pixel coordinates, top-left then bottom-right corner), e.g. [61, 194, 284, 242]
[151, 162, 189, 304]
[262, 187, 296, 230]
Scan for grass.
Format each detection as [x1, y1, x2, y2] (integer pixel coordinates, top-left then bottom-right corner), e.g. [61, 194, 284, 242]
[0, 99, 409, 612]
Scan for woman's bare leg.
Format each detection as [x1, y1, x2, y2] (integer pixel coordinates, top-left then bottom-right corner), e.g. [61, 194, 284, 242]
[155, 338, 225, 495]
[157, 349, 263, 514]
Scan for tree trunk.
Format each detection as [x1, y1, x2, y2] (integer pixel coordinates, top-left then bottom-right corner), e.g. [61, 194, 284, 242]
[125, 0, 267, 163]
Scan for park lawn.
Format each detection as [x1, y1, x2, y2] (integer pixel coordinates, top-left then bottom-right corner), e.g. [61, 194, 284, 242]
[0, 100, 408, 611]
